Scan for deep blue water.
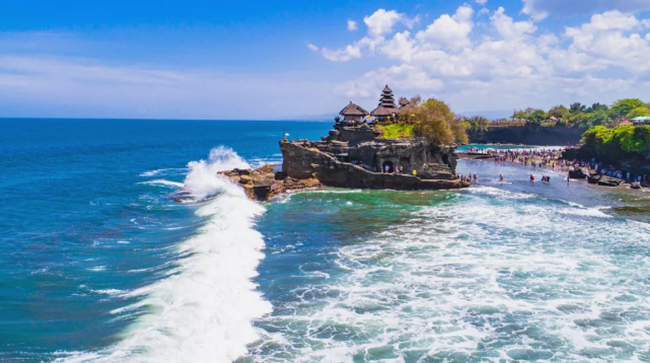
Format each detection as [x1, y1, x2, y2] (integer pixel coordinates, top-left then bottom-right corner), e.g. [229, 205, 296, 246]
[2, 119, 650, 363]
[0, 119, 329, 362]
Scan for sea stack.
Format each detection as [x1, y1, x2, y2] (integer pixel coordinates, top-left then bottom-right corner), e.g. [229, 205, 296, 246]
[279, 86, 469, 190]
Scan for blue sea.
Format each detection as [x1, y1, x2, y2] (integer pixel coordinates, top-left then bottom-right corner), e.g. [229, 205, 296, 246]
[2, 119, 650, 363]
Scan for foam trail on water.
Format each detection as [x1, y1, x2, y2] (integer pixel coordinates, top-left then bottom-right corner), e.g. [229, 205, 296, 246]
[58, 147, 270, 363]
[183, 146, 250, 201]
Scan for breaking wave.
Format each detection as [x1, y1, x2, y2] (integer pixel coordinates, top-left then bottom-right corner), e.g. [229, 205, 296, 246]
[58, 147, 270, 363]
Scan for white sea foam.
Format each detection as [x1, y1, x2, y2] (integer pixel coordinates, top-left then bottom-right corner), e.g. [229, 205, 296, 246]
[137, 179, 184, 188]
[139, 168, 188, 177]
[90, 289, 125, 296]
[243, 188, 650, 362]
[58, 147, 271, 363]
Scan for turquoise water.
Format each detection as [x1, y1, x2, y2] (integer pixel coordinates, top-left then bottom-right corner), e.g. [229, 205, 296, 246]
[2, 119, 650, 362]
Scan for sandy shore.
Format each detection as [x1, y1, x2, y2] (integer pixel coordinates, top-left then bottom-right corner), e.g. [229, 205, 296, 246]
[458, 151, 646, 192]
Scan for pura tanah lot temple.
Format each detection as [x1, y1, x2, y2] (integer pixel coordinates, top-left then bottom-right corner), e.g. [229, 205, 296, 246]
[338, 85, 405, 125]
[275, 84, 470, 191]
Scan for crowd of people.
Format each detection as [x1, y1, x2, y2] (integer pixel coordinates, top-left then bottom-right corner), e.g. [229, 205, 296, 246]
[469, 147, 648, 188]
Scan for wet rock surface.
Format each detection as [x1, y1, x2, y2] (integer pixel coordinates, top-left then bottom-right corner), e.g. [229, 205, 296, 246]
[219, 165, 321, 201]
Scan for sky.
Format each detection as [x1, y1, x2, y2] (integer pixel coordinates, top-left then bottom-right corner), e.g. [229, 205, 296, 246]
[1, 0, 650, 120]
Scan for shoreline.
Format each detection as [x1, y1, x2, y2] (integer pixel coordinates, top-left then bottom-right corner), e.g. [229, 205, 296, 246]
[458, 150, 647, 193]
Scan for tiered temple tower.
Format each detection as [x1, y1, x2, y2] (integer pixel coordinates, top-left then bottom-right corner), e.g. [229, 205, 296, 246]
[370, 85, 398, 122]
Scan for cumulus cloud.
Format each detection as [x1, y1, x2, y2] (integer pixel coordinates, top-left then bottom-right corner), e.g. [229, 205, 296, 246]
[416, 5, 474, 49]
[326, 5, 650, 114]
[364, 9, 404, 37]
[347, 20, 357, 31]
[523, 0, 650, 21]
[321, 44, 362, 62]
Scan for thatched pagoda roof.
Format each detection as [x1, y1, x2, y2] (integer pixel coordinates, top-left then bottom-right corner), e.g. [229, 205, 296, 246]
[371, 106, 398, 117]
[371, 85, 398, 117]
[339, 101, 369, 116]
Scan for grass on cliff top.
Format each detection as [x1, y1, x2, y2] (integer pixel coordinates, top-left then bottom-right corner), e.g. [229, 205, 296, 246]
[378, 123, 414, 139]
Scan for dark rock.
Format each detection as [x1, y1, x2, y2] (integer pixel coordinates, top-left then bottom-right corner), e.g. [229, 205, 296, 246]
[274, 171, 287, 180]
[468, 126, 584, 145]
[587, 171, 602, 184]
[568, 167, 587, 179]
[598, 176, 622, 187]
[280, 138, 465, 190]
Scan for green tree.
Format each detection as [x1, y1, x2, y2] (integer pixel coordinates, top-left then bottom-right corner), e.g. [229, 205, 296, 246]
[627, 106, 650, 119]
[569, 102, 586, 114]
[547, 105, 568, 119]
[528, 109, 547, 125]
[611, 98, 646, 120]
[406, 98, 468, 144]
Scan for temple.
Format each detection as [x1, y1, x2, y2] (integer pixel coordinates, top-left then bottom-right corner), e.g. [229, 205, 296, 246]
[339, 101, 369, 123]
[370, 85, 399, 123]
[276, 85, 469, 191]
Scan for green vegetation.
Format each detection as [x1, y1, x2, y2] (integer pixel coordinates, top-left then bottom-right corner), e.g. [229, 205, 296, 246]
[459, 116, 489, 132]
[396, 97, 468, 144]
[511, 98, 650, 129]
[378, 123, 414, 139]
[581, 125, 650, 158]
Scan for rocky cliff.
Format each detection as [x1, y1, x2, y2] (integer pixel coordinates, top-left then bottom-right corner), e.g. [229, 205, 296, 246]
[468, 126, 584, 145]
[279, 123, 469, 190]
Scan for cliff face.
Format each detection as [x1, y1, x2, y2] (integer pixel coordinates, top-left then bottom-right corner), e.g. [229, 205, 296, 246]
[280, 142, 465, 190]
[563, 147, 650, 176]
[279, 123, 468, 190]
[468, 126, 584, 145]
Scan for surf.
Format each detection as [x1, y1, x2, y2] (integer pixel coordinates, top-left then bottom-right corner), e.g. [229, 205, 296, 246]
[57, 147, 271, 363]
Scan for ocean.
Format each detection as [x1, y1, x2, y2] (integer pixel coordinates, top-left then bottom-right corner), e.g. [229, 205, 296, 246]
[1, 119, 650, 362]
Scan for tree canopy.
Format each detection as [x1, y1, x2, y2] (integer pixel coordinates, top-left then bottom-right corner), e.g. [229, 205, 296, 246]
[510, 98, 649, 129]
[396, 97, 468, 144]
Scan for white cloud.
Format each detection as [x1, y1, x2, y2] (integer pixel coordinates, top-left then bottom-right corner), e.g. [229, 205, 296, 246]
[491, 7, 536, 40]
[475, 0, 488, 4]
[364, 9, 404, 37]
[523, 0, 650, 21]
[328, 5, 650, 114]
[321, 44, 362, 62]
[307, 43, 319, 51]
[347, 20, 357, 31]
[416, 5, 474, 49]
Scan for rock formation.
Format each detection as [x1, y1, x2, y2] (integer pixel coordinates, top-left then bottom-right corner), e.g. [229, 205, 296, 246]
[468, 126, 583, 145]
[279, 122, 469, 191]
[219, 165, 321, 201]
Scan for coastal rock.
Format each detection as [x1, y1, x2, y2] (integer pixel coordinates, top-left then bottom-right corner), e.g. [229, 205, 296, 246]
[468, 126, 583, 145]
[597, 176, 622, 187]
[219, 165, 321, 201]
[587, 172, 602, 184]
[280, 137, 468, 190]
[568, 167, 587, 179]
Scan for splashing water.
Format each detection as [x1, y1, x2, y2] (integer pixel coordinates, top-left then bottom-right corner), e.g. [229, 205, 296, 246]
[57, 147, 270, 363]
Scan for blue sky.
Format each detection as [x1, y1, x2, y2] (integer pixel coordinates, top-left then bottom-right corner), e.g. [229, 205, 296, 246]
[1, 0, 650, 119]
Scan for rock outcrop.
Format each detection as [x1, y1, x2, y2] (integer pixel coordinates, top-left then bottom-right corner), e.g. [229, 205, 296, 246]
[279, 123, 469, 191]
[568, 167, 587, 179]
[219, 165, 321, 201]
[586, 171, 622, 187]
